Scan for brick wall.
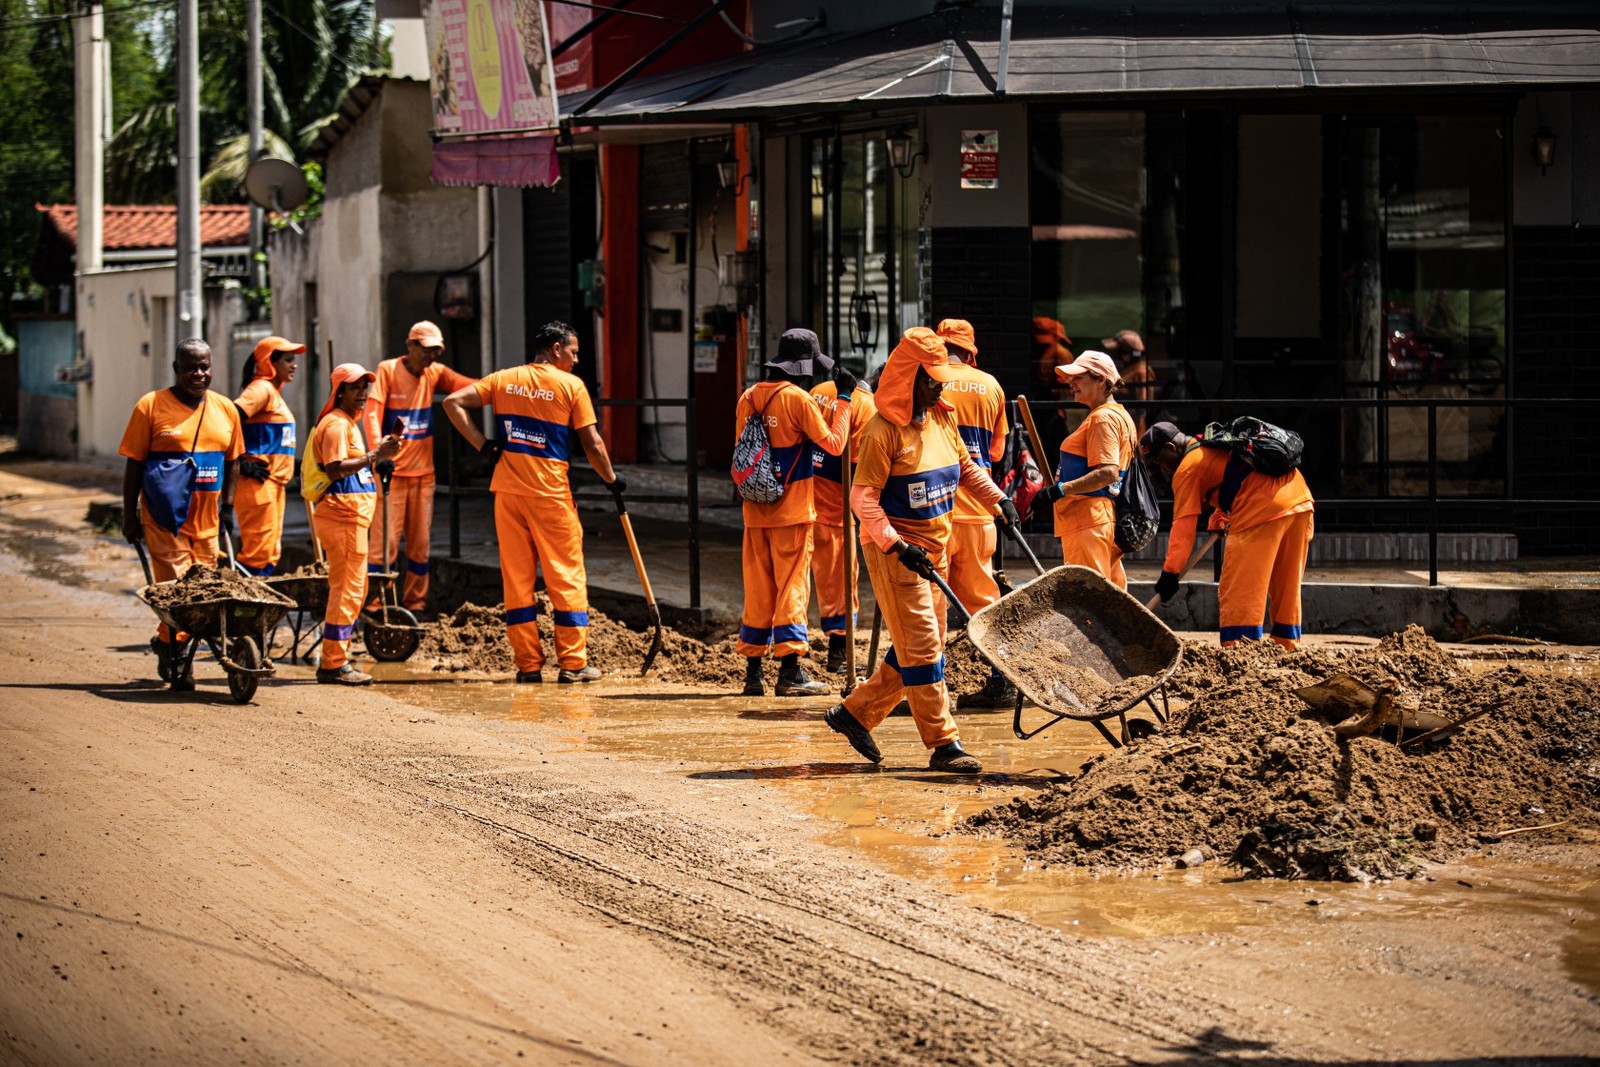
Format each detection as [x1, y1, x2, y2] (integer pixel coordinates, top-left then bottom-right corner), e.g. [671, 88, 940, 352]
[1511, 225, 1600, 553]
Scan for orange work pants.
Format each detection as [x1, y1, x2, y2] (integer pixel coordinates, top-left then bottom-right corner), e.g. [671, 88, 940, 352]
[842, 544, 959, 750]
[810, 522, 859, 636]
[371, 474, 434, 610]
[739, 523, 814, 657]
[318, 516, 370, 670]
[141, 514, 218, 643]
[947, 521, 1001, 616]
[234, 476, 286, 576]
[496, 493, 589, 673]
[1218, 510, 1315, 650]
[1060, 520, 1126, 590]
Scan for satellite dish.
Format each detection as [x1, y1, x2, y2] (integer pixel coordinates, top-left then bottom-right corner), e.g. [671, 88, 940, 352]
[243, 157, 308, 214]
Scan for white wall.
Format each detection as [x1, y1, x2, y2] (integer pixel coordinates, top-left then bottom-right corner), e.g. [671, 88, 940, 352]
[75, 264, 174, 459]
[318, 188, 387, 368]
[921, 104, 1028, 229]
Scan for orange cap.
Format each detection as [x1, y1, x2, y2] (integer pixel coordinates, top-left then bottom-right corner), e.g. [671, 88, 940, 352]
[407, 320, 445, 348]
[318, 362, 377, 422]
[1032, 316, 1071, 347]
[251, 335, 305, 380]
[935, 318, 978, 362]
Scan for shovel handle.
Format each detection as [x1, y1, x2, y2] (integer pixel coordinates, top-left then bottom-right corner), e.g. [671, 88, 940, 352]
[1146, 531, 1221, 611]
[1002, 520, 1047, 577]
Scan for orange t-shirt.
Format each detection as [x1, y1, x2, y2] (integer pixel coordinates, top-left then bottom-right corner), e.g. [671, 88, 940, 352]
[471, 362, 597, 501]
[854, 408, 971, 554]
[118, 388, 244, 539]
[314, 408, 377, 527]
[1053, 401, 1136, 536]
[234, 378, 296, 485]
[808, 381, 877, 527]
[1161, 441, 1316, 573]
[365, 358, 478, 478]
[734, 380, 850, 528]
[940, 362, 1008, 524]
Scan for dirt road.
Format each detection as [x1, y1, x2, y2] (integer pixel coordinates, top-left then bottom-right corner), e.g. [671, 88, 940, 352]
[1, 461, 1597, 1065]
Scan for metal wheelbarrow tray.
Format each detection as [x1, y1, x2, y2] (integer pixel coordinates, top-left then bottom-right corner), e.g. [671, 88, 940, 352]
[136, 581, 295, 703]
[261, 572, 329, 664]
[966, 566, 1184, 746]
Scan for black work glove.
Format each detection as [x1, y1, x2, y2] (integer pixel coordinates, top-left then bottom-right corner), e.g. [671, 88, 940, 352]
[480, 439, 504, 465]
[1028, 481, 1065, 523]
[1153, 570, 1181, 604]
[373, 458, 396, 480]
[893, 541, 938, 581]
[832, 363, 858, 399]
[238, 457, 271, 481]
[996, 498, 1022, 529]
[606, 475, 627, 496]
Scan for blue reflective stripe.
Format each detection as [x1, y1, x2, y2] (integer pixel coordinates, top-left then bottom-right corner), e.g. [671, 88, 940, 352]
[772, 622, 807, 645]
[1055, 451, 1123, 499]
[898, 657, 945, 687]
[367, 562, 385, 574]
[241, 562, 275, 576]
[1221, 624, 1264, 643]
[739, 624, 772, 646]
[242, 421, 296, 456]
[505, 605, 541, 626]
[385, 405, 432, 439]
[958, 424, 993, 463]
[499, 414, 571, 461]
[884, 647, 901, 672]
[769, 442, 813, 485]
[1270, 622, 1302, 640]
[553, 610, 589, 628]
[323, 622, 355, 642]
[880, 463, 960, 521]
[820, 613, 856, 632]
[406, 558, 430, 576]
[327, 465, 375, 497]
[811, 445, 843, 484]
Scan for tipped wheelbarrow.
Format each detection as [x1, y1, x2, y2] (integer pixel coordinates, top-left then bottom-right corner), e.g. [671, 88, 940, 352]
[136, 579, 294, 703]
[953, 565, 1185, 747]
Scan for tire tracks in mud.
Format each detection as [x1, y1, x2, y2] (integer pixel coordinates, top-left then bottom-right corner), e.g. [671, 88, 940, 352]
[386, 755, 1267, 1067]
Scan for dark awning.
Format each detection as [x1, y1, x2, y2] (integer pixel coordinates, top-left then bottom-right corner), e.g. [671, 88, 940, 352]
[559, 7, 1600, 125]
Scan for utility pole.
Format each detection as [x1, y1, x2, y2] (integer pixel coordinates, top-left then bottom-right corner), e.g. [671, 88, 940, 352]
[73, 0, 105, 278]
[247, 0, 265, 310]
[176, 0, 202, 338]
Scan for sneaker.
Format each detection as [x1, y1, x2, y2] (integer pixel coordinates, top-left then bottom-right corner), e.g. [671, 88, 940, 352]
[825, 635, 847, 674]
[929, 741, 982, 774]
[515, 671, 543, 684]
[955, 675, 1018, 710]
[824, 704, 882, 764]
[317, 664, 373, 686]
[775, 662, 830, 697]
[558, 666, 602, 684]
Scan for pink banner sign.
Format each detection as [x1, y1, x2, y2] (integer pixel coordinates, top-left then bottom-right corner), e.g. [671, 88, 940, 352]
[423, 0, 559, 137]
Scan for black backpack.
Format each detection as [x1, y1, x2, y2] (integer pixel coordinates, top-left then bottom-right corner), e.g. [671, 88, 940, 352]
[1114, 453, 1161, 553]
[1202, 416, 1304, 478]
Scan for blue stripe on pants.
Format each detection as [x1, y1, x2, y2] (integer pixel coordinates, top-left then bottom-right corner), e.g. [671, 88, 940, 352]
[1270, 622, 1302, 640]
[1221, 624, 1263, 643]
[772, 622, 808, 645]
[505, 605, 541, 626]
[820, 613, 857, 632]
[739, 624, 772, 646]
[406, 558, 429, 576]
[553, 610, 589, 628]
[323, 621, 355, 641]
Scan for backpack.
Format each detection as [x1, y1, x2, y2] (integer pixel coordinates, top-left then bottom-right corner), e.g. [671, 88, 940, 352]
[1114, 453, 1160, 553]
[1202, 416, 1304, 478]
[731, 388, 790, 504]
[299, 420, 333, 503]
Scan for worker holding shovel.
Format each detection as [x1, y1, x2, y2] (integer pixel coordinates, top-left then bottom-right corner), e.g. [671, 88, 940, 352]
[1140, 421, 1315, 649]
[119, 338, 245, 683]
[823, 327, 1019, 776]
[808, 377, 876, 674]
[307, 363, 401, 685]
[231, 335, 304, 576]
[442, 321, 622, 684]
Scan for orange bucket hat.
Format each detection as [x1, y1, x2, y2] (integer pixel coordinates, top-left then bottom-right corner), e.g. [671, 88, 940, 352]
[318, 362, 377, 422]
[875, 327, 956, 427]
[252, 335, 306, 381]
[935, 318, 978, 364]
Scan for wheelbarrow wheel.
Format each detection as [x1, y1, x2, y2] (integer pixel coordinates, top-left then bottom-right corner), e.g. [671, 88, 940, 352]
[227, 635, 262, 704]
[364, 606, 421, 662]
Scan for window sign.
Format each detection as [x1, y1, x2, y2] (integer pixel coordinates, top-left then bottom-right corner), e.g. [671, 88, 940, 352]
[960, 130, 1000, 189]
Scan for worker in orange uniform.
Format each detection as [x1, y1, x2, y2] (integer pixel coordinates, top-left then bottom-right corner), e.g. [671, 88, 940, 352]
[442, 321, 622, 684]
[822, 327, 1021, 775]
[365, 320, 478, 611]
[808, 374, 876, 674]
[310, 363, 401, 685]
[735, 328, 855, 698]
[1141, 421, 1315, 649]
[933, 318, 1018, 710]
[1028, 350, 1139, 589]
[119, 338, 245, 689]
[231, 335, 303, 575]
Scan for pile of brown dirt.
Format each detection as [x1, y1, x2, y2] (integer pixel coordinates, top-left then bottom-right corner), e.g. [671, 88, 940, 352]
[966, 627, 1600, 881]
[145, 564, 283, 609]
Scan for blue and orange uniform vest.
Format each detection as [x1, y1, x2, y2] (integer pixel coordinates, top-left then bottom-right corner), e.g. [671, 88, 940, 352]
[117, 388, 244, 538]
[940, 363, 1008, 525]
[236, 378, 296, 484]
[367, 358, 478, 477]
[314, 408, 377, 527]
[1053, 401, 1136, 536]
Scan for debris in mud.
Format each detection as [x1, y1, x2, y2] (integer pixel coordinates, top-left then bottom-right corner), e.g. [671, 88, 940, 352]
[273, 562, 327, 580]
[144, 564, 278, 608]
[965, 627, 1600, 881]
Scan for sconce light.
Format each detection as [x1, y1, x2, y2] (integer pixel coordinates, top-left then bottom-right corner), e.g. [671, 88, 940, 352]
[1533, 125, 1558, 176]
[886, 129, 925, 178]
[717, 140, 754, 195]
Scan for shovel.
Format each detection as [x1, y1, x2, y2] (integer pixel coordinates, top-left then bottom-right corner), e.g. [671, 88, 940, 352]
[1295, 673, 1453, 740]
[1146, 531, 1221, 611]
[613, 489, 664, 676]
[841, 434, 860, 693]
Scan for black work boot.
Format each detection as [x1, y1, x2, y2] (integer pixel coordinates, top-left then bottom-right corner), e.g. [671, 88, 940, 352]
[824, 704, 882, 763]
[774, 653, 830, 697]
[741, 656, 765, 697]
[825, 634, 847, 674]
[929, 740, 983, 774]
[956, 671, 1018, 710]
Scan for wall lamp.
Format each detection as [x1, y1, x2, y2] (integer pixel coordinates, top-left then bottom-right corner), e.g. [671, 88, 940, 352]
[718, 141, 754, 195]
[1533, 125, 1558, 176]
[886, 129, 926, 178]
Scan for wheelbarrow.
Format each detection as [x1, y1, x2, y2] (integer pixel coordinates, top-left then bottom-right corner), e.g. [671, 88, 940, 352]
[263, 566, 329, 664]
[359, 461, 424, 663]
[948, 565, 1185, 748]
[135, 575, 294, 703]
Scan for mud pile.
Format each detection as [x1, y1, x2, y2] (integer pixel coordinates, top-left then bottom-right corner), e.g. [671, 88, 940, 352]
[967, 627, 1600, 880]
[145, 564, 283, 608]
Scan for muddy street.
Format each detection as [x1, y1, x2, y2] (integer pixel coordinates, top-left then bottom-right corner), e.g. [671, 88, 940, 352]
[1, 462, 1598, 1066]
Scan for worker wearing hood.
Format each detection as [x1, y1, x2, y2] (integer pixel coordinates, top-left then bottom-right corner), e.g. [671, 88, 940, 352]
[823, 328, 1020, 776]
[232, 335, 303, 576]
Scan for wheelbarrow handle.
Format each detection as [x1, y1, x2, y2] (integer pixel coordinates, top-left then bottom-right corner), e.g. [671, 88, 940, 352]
[927, 567, 972, 626]
[1001, 519, 1047, 577]
[132, 536, 155, 586]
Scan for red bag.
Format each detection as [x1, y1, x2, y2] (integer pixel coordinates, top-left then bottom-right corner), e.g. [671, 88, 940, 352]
[1001, 446, 1046, 518]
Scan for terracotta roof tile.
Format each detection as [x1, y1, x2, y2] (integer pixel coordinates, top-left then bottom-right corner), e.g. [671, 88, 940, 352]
[36, 203, 251, 251]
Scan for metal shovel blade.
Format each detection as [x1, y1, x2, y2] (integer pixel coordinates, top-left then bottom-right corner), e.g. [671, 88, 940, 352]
[1295, 673, 1378, 720]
